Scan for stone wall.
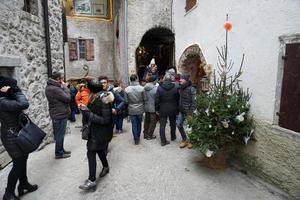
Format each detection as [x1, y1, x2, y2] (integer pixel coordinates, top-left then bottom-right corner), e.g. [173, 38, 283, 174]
[127, 0, 172, 77]
[65, 19, 114, 79]
[173, 0, 300, 198]
[237, 122, 300, 199]
[0, 0, 64, 168]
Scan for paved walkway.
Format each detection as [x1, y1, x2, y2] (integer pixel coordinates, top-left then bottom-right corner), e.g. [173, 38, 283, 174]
[0, 118, 286, 200]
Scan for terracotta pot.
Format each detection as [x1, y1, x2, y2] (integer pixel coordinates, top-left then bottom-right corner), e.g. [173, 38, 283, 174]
[200, 151, 229, 169]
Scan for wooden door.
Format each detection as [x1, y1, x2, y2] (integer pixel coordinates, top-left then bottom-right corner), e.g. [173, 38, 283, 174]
[279, 43, 300, 132]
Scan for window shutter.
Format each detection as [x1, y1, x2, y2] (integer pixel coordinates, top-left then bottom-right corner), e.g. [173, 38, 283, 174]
[185, 0, 197, 12]
[68, 38, 78, 61]
[85, 39, 95, 61]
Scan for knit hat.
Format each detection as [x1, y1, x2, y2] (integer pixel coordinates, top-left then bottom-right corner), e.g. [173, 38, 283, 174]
[87, 79, 103, 93]
[165, 68, 176, 81]
[180, 74, 190, 81]
[150, 58, 155, 65]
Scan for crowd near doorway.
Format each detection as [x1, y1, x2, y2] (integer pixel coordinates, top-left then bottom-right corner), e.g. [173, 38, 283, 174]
[136, 27, 175, 81]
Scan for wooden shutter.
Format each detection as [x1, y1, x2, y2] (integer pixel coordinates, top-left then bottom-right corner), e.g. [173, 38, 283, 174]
[185, 0, 197, 12]
[68, 38, 78, 61]
[85, 39, 94, 61]
[279, 43, 300, 132]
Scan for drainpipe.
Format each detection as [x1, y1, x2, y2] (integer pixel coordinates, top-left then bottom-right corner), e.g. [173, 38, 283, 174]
[43, 0, 52, 78]
[124, 0, 129, 85]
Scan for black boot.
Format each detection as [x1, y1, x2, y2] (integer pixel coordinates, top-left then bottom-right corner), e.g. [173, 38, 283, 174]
[3, 190, 19, 200]
[18, 182, 38, 197]
[99, 167, 109, 178]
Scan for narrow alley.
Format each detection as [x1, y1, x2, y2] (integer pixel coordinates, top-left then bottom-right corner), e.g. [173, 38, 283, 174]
[0, 119, 285, 200]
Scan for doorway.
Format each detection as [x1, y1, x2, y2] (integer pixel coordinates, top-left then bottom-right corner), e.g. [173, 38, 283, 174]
[136, 27, 175, 81]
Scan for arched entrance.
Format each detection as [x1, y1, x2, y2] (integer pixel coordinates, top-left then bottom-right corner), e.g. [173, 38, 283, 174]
[178, 44, 208, 92]
[136, 27, 175, 81]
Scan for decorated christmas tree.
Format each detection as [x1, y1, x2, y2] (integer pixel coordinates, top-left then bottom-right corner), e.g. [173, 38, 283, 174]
[187, 15, 255, 158]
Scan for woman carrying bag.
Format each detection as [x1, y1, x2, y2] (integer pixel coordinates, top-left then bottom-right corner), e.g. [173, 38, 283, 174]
[0, 76, 38, 200]
[79, 79, 114, 191]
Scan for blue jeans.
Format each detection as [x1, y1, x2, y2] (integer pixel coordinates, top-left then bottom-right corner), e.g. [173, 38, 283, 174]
[176, 112, 187, 141]
[52, 118, 68, 156]
[130, 115, 143, 140]
[115, 114, 124, 131]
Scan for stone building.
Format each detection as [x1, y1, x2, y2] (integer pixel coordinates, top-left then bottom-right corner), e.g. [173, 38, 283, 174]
[173, 0, 300, 198]
[64, 0, 174, 84]
[0, 0, 64, 168]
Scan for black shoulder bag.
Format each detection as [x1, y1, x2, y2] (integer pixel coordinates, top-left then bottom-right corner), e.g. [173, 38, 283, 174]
[15, 113, 46, 154]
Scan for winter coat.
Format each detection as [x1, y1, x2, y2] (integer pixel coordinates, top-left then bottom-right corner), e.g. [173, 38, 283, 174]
[75, 87, 90, 106]
[179, 81, 197, 114]
[0, 91, 29, 159]
[109, 85, 125, 112]
[144, 82, 157, 113]
[124, 81, 145, 116]
[45, 79, 71, 120]
[155, 80, 179, 117]
[86, 91, 114, 151]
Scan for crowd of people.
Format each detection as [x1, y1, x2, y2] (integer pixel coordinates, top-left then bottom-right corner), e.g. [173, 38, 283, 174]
[0, 59, 197, 199]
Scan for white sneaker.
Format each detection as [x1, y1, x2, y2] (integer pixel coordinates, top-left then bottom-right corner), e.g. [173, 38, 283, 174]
[79, 179, 96, 190]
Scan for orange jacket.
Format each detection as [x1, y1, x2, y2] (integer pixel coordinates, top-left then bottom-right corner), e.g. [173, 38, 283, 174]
[75, 88, 90, 106]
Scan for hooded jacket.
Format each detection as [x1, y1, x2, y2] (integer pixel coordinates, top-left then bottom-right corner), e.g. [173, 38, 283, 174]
[144, 82, 157, 113]
[75, 87, 90, 106]
[45, 79, 71, 120]
[155, 80, 179, 117]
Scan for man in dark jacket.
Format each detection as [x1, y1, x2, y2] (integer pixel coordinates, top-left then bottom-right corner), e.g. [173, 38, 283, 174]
[155, 74, 179, 146]
[177, 74, 197, 149]
[45, 72, 71, 159]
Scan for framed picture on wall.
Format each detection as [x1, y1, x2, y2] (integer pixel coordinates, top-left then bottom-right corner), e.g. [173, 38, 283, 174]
[74, 0, 92, 15]
[93, 4, 105, 15]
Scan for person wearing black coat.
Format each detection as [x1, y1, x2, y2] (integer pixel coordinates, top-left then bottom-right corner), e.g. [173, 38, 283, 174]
[0, 76, 38, 200]
[155, 74, 180, 146]
[79, 79, 114, 191]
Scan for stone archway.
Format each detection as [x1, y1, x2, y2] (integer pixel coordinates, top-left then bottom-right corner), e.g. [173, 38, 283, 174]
[178, 44, 207, 91]
[136, 27, 175, 81]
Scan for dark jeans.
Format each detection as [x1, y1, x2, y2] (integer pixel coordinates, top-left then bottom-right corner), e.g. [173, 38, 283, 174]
[130, 115, 143, 140]
[176, 112, 187, 141]
[69, 109, 76, 122]
[52, 118, 68, 156]
[87, 150, 108, 182]
[114, 114, 123, 131]
[143, 112, 157, 138]
[159, 115, 177, 143]
[6, 155, 28, 193]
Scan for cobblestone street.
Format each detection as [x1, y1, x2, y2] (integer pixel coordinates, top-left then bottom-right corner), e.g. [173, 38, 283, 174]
[0, 119, 285, 200]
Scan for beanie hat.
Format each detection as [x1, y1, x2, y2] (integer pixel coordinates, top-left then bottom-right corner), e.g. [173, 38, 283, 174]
[150, 58, 155, 65]
[180, 74, 190, 81]
[87, 79, 103, 93]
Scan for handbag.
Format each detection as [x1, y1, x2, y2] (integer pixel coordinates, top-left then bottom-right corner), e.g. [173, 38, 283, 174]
[15, 113, 46, 154]
[81, 120, 91, 140]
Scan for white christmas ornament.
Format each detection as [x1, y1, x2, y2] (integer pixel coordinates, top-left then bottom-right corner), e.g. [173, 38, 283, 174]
[232, 131, 235, 135]
[205, 149, 214, 157]
[185, 126, 192, 134]
[227, 105, 231, 108]
[205, 108, 209, 116]
[208, 124, 212, 128]
[221, 120, 229, 128]
[243, 129, 254, 145]
[236, 112, 246, 122]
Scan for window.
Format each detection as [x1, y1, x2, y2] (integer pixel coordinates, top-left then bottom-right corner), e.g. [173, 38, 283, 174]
[68, 38, 94, 61]
[23, 0, 38, 16]
[79, 39, 86, 59]
[185, 0, 197, 13]
[278, 42, 300, 132]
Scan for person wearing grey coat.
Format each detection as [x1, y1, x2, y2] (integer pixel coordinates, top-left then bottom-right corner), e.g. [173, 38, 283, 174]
[143, 76, 158, 140]
[124, 74, 145, 145]
[45, 72, 71, 159]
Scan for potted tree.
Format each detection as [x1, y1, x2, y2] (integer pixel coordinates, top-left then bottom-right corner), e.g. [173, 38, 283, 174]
[187, 16, 255, 169]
